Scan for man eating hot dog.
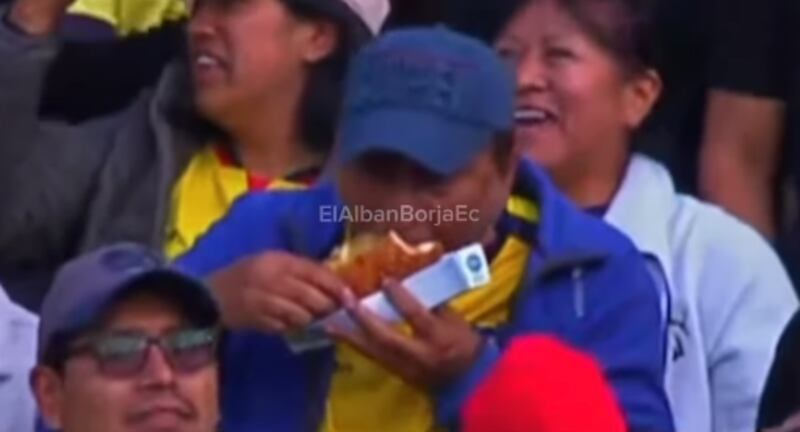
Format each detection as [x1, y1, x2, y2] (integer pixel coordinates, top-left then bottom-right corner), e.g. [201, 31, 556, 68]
[178, 27, 674, 432]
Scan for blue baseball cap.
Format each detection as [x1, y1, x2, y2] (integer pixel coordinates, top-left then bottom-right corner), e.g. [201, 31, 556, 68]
[338, 27, 516, 176]
[37, 243, 218, 361]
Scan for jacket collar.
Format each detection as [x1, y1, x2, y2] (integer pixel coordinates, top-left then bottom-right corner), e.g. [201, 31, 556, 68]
[604, 155, 675, 287]
[514, 159, 610, 271]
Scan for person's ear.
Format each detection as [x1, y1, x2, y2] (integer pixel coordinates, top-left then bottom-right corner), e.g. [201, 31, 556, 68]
[297, 19, 339, 63]
[31, 367, 66, 430]
[622, 69, 662, 129]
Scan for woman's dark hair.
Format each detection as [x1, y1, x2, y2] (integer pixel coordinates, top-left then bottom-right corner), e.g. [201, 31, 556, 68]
[174, 0, 373, 155]
[282, 0, 373, 153]
[445, 0, 658, 74]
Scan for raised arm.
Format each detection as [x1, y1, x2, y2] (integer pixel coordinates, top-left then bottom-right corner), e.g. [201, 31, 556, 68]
[0, 0, 124, 266]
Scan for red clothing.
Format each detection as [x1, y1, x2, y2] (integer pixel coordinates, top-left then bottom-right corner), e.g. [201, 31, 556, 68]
[463, 336, 627, 432]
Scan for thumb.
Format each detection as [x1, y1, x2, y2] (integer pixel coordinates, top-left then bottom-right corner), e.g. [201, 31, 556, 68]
[434, 305, 460, 321]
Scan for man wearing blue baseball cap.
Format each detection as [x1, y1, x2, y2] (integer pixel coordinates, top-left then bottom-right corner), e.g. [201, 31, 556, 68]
[31, 243, 221, 432]
[178, 28, 674, 431]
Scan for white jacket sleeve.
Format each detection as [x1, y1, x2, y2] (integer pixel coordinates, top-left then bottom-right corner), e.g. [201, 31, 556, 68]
[698, 212, 798, 432]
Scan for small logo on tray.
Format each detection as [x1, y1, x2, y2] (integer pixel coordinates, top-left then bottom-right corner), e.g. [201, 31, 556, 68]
[467, 254, 483, 273]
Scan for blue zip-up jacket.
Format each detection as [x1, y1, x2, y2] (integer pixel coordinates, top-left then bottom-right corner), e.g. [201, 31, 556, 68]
[178, 160, 675, 432]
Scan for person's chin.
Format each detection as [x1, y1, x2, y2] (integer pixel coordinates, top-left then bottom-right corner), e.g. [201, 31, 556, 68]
[520, 142, 567, 172]
[127, 411, 193, 432]
[193, 91, 231, 122]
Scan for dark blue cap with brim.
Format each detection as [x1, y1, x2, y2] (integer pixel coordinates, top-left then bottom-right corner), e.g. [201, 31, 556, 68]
[37, 243, 218, 361]
[338, 27, 516, 176]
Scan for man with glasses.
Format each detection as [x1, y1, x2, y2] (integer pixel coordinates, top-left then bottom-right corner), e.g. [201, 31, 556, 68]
[30, 243, 221, 432]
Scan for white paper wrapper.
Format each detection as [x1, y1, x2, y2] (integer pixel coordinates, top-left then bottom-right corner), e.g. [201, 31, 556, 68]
[285, 243, 491, 353]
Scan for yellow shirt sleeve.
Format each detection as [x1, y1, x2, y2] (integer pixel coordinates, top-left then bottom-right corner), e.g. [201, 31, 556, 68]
[68, 0, 188, 36]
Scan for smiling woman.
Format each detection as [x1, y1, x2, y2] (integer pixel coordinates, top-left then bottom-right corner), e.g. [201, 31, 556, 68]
[0, 0, 389, 309]
[493, 0, 660, 205]
[445, 2, 798, 432]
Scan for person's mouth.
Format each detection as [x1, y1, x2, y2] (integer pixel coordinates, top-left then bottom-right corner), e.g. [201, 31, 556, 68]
[191, 49, 229, 84]
[128, 400, 196, 426]
[515, 105, 558, 127]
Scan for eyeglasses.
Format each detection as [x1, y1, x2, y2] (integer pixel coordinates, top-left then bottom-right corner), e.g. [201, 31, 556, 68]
[67, 328, 219, 378]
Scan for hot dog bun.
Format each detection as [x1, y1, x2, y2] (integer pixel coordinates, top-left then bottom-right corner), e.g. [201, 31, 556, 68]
[326, 231, 445, 298]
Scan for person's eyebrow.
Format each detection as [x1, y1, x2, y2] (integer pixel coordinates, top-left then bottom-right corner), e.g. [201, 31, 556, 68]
[102, 323, 188, 335]
[499, 33, 526, 47]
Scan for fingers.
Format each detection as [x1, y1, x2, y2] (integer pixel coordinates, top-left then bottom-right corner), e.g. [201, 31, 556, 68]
[434, 305, 461, 321]
[253, 316, 288, 333]
[347, 302, 428, 360]
[383, 279, 436, 338]
[283, 278, 339, 317]
[261, 296, 314, 329]
[286, 256, 352, 303]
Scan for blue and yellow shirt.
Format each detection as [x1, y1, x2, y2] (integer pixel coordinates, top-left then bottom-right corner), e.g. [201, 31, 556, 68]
[166, 146, 318, 258]
[321, 196, 539, 432]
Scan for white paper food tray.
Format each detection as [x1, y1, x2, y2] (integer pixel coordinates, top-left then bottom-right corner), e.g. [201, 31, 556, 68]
[285, 243, 491, 353]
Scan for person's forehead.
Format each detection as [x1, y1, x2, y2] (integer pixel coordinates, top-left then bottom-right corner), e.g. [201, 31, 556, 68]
[100, 291, 189, 332]
[506, 1, 580, 38]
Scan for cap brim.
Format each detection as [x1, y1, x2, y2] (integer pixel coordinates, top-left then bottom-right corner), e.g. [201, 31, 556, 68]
[339, 107, 494, 176]
[67, 270, 216, 337]
[111, 270, 219, 326]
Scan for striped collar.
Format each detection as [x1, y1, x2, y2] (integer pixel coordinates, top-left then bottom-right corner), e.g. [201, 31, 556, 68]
[214, 145, 321, 190]
[513, 159, 611, 265]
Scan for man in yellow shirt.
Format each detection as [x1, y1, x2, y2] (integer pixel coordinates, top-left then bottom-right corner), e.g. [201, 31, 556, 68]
[178, 27, 672, 432]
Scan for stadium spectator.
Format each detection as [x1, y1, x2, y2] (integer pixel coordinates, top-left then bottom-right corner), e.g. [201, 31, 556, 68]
[31, 243, 221, 432]
[178, 27, 673, 431]
[455, 0, 798, 431]
[0, 283, 38, 432]
[0, 0, 388, 311]
[41, 0, 185, 124]
[463, 336, 626, 432]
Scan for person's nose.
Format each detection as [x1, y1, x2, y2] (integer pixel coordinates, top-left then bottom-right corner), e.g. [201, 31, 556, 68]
[187, 3, 219, 41]
[516, 51, 548, 93]
[138, 346, 177, 389]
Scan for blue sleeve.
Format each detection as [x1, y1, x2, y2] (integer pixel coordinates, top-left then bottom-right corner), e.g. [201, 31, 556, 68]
[176, 194, 288, 278]
[433, 248, 673, 431]
[569, 249, 674, 431]
[177, 185, 344, 278]
[434, 336, 502, 430]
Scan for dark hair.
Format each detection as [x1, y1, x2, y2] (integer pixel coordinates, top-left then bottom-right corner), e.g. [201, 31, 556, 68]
[281, 0, 374, 153]
[174, 0, 373, 155]
[445, 0, 657, 74]
[41, 331, 77, 374]
[491, 132, 516, 170]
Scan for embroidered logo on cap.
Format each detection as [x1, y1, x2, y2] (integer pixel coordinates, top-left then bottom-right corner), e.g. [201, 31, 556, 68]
[101, 248, 161, 275]
[350, 50, 481, 120]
